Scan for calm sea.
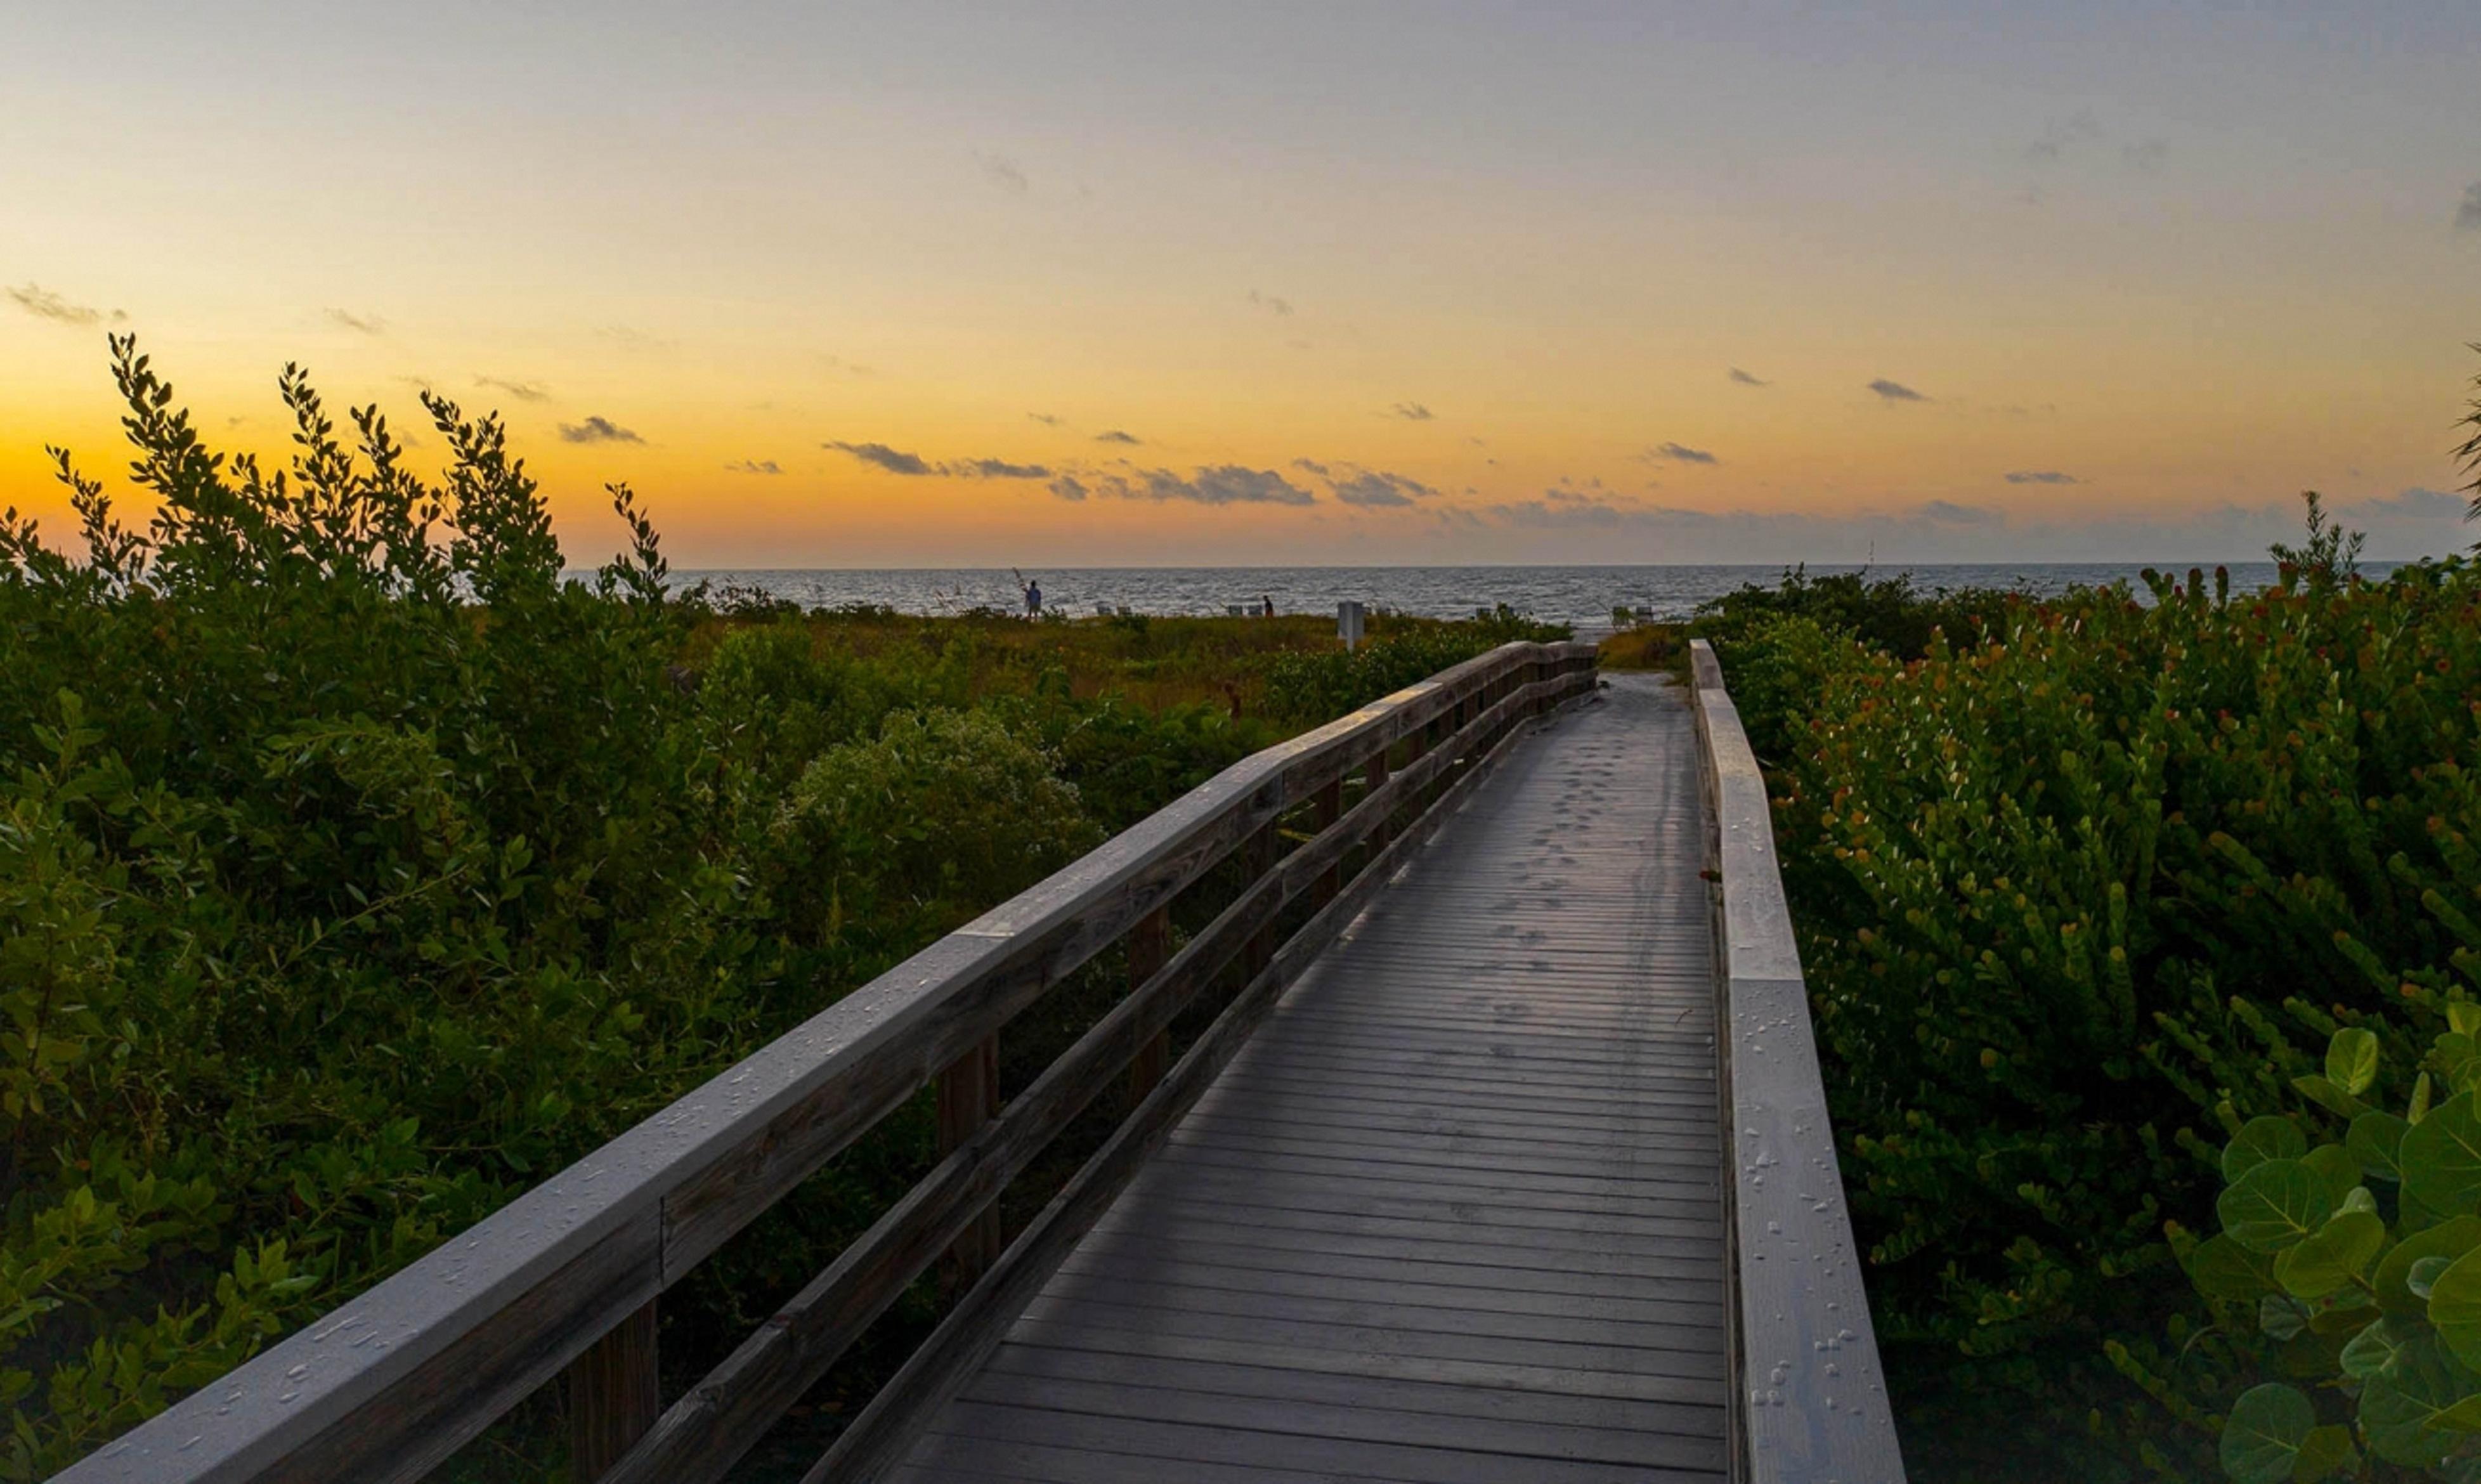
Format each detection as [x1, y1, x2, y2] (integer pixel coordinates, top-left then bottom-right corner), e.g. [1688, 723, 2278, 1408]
[654, 563, 2378, 629]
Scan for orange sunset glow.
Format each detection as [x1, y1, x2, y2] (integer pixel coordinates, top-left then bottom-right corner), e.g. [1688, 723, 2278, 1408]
[6, 3, 2479, 565]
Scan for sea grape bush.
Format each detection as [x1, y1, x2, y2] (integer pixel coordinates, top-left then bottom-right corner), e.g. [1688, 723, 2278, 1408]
[2192, 1022, 2481, 1481]
[1729, 542, 2481, 1475]
[0, 341, 1522, 1477]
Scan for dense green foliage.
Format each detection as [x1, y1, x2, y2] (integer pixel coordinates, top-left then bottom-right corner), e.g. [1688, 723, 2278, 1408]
[1714, 516, 2481, 1474]
[2191, 1020, 2481, 1481]
[0, 341, 1535, 1477]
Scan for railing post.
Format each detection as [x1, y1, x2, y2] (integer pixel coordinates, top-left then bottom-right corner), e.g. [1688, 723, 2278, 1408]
[935, 1034, 1001, 1289]
[569, 1299, 659, 1482]
[1243, 819, 1279, 978]
[1365, 745, 1393, 854]
[1313, 773, 1345, 906]
[1124, 906, 1171, 1103]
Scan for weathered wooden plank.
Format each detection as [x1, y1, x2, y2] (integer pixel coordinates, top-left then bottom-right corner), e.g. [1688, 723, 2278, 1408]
[569, 1297, 660, 1483]
[1690, 640, 1907, 1484]
[809, 682, 1563, 1482]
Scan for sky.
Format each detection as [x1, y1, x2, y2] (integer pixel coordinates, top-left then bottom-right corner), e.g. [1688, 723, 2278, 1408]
[4, 1, 2479, 567]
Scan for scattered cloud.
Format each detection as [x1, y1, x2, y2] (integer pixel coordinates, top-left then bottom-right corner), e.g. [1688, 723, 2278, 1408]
[1330, 472, 1433, 507]
[1868, 379, 1929, 402]
[2004, 470, 2080, 485]
[1390, 402, 1435, 422]
[1094, 429, 1142, 445]
[8, 283, 120, 325]
[1292, 459, 1332, 477]
[1919, 500, 1999, 525]
[474, 375, 550, 403]
[1074, 465, 1316, 506]
[1648, 442, 1719, 465]
[1728, 367, 1769, 387]
[1247, 290, 1293, 316]
[2459, 183, 2481, 233]
[1027, 412, 1064, 427]
[975, 151, 1029, 193]
[819, 354, 876, 378]
[2026, 108, 2102, 164]
[953, 457, 1052, 479]
[325, 308, 386, 335]
[726, 459, 783, 476]
[598, 324, 675, 353]
[559, 416, 642, 445]
[826, 441, 937, 475]
[2123, 138, 2170, 172]
[2345, 486, 2466, 519]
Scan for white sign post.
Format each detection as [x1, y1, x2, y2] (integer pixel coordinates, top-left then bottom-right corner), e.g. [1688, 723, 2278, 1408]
[1336, 600, 1365, 651]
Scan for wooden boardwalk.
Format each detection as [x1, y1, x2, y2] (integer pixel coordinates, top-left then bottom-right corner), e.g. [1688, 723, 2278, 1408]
[895, 674, 1726, 1482]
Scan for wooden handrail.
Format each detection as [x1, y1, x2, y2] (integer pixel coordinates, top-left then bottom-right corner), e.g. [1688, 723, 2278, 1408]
[1688, 639, 1908, 1484]
[62, 639, 1599, 1484]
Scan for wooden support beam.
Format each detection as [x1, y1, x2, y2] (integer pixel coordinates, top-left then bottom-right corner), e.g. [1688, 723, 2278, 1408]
[935, 1036, 1001, 1290]
[1312, 775, 1345, 906]
[569, 1298, 659, 1483]
[1124, 906, 1171, 1105]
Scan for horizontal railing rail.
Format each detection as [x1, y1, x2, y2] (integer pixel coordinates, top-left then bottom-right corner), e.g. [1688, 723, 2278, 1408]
[65, 639, 1601, 1484]
[1688, 639, 1906, 1484]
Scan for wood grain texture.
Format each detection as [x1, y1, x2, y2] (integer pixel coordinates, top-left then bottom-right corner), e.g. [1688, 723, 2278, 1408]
[883, 673, 1733, 1483]
[1690, 639, 1907, 1484]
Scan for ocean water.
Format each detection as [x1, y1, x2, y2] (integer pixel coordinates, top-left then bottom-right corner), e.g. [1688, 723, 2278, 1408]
[660, 562, 2358, 629]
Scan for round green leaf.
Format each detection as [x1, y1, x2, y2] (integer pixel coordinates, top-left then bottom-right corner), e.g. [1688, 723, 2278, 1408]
[2221, 1383, 2315, 1484]
[2226, 1117, 2309, 1184]
[2403, 1091, 2481, 1216]
[2371, 1221, 2481, 1310]
[2301, 1144, 2361, 1205]
[2192, 1233, 2278, 1303]
[2290, 1422, 2357, 1481]
[2220, 1159, 2338, 1254]
[2430, 1393, 2481, 1435]
[2350, 1110, 2410, 1181]
[2328, 1027, 2380, 1097]
[2360, 1331, 2471, 1468]
[2432, 1247, 2481, 1370]
[2413, 1256, 2453, 1300]
[2260, 1294, 2308, 1341]
[2341, 1315, 2414, 1380]
[2275, 1208, 2385, 1299]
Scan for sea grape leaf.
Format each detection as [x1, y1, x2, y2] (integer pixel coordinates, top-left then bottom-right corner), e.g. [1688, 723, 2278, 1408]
[2431, 1393, 2481, 1434]
[2260, 1294, 2308, 1341]
[2341, 1315, 2413, 1379]
[2413, 1072, 2435, 1126]
[2221, 1159, 2336, 1254]
[2360, 1331, 2471, 1468]
[2193, 1234, 2279, 1303]
[2275, 1208, 2385, 1299]
[2350, 1110, 2410, 1181]
[2289, 1422, 2356, 1481]
[2371, 1221, 2481, 1310]
[2402, 1091, 2481, 1215]
[2292, 1076, 2365, 1119]
[2413, 1256, 2453, 1301]
[2227, 1117, 2310, 1183]
[2327, 1027, 2380, 1097]
[2431, 1247, 2481, 1370]
[2221, 1383, 2315, 1484]
[2451, 1003, 2481, 1038]
[2300, 1145, 2361, 1205]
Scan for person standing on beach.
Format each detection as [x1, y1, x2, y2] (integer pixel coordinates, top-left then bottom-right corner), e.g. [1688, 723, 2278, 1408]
[1024, 578, 1043, 618]
[1261, 594, 1274, 618]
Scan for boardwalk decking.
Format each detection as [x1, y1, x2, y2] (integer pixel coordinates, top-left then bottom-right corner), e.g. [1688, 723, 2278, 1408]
[896, 674, 1725, 1482]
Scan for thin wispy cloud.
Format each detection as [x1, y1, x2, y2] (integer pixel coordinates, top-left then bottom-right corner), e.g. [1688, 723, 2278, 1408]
[8, 283, 120, 325]
[559, 416, 642, 445]
[726, 459, 783, 475]
[1390, 402, 1435, 422]
[975, 151, 1029, 193]
[2026, 108, 2102, 164]
[1648, 442, 1718, 465]
[1247, 290, 1294, 316]
[1920, 500, 1999, 525]
[1027, 412, 1064, 427]
[1095, 429, 1141, 445]
[2345, 486, 2465, 519]
[1728, 367, 1768, 387]
[2459, 183, 2481, 233]
[1291, 459, 1332, 478]
[1330, 471, 1438, 507]
[827, 441, 937, 475]
[953, 457, 1052, 479]
[2005, 470, 2079, 485]
[1868, 379, 1929, 402]
[474, 375, 550, 403]
[1069, 465, 1316, 506]
[325, 308, 386, 335]
[598, 324, 675, 353]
